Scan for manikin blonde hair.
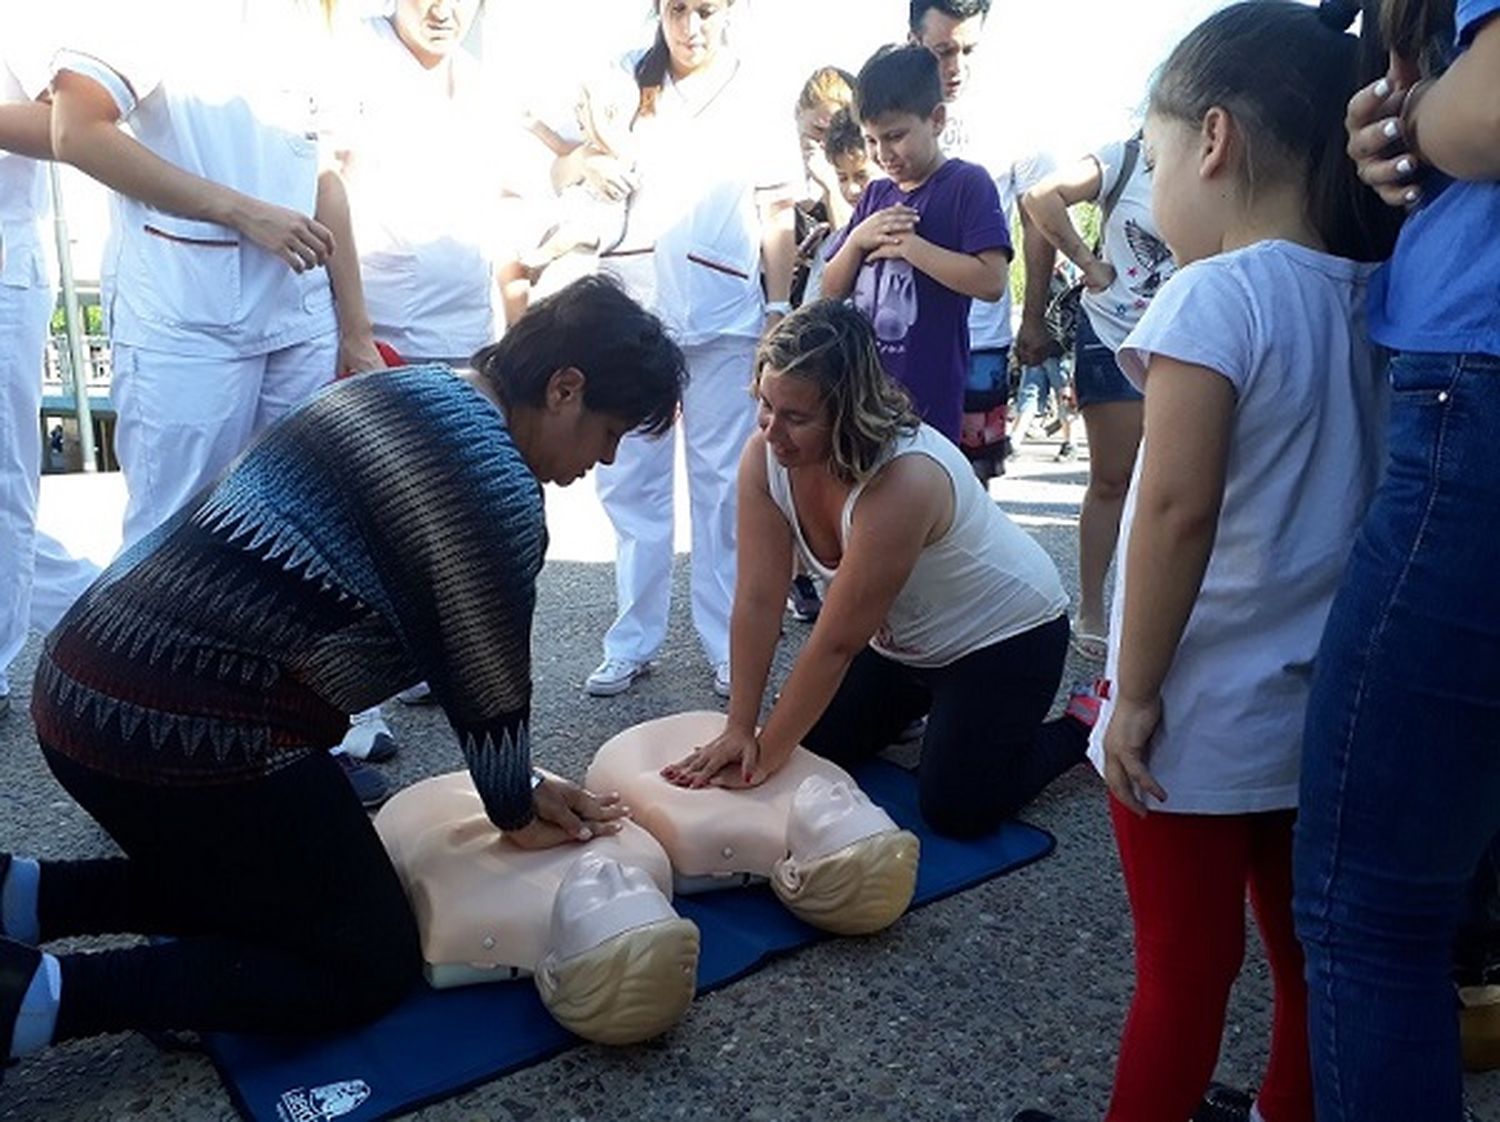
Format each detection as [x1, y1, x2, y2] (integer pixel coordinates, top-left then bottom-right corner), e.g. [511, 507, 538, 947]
[535, 918, 700, 1045]
[771, 829, 920, 936]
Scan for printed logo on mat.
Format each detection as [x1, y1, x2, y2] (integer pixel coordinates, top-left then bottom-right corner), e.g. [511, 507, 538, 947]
[276, 1080, 372, 1122]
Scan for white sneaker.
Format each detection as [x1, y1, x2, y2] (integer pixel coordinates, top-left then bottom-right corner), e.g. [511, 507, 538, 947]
[713, 662, 732, 699]
[339, 706, 399, 762]
[395, 681, 434, 705]
[585, 658, 650, 697]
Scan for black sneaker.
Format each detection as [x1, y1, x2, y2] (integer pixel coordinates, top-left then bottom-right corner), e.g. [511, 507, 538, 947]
[336, 753, 391, 809]
[1193, 1083, 1254, 1122]
[787, 575, 822, 622]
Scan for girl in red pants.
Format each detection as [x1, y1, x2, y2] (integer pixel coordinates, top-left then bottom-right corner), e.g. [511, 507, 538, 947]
[1084, 3, 1401, 1121]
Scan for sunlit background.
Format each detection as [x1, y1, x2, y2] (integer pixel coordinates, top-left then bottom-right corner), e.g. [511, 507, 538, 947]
[53, 0, 1243, 281]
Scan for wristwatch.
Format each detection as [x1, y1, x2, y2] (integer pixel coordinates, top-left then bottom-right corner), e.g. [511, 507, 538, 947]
[765, 300, 792, 317]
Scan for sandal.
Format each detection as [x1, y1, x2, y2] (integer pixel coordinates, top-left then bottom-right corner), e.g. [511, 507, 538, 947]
[1069, 628, 1108, 662]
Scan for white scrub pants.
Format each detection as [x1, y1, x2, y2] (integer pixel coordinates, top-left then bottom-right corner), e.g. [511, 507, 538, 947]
[0, 276, 100, 693]
[110, 335, 337, 550]
[595, 335, 758, 669]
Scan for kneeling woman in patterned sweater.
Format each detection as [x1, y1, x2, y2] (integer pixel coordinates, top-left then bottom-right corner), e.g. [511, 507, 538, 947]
[0, 276, 684, 1061]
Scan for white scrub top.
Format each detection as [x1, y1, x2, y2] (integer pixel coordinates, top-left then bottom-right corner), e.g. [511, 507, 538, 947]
[0, 1, 55, 286]
[603, 52, 801, 346]
[55, 0, 336, 359]
[329, 17, 529, 360]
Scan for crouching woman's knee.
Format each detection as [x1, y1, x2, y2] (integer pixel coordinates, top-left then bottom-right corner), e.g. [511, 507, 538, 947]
[320, 911, 424, 1028]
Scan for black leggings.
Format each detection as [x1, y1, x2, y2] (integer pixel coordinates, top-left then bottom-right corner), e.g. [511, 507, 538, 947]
[802, 614, 1083, 838]
[38, 748, 421, 1040]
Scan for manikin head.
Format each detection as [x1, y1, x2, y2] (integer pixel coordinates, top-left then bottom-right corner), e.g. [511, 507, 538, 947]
[770, 776, 920, 936]
[535, 852, 700, 1045]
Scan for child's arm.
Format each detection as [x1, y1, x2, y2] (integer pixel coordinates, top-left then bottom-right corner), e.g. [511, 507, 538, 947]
[820, 203, 920, 299]
[1104, 357, 1235, 816]
[877, 236, 1008, 301]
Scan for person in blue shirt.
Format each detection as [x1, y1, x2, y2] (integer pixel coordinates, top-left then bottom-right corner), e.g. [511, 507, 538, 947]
[1294, 1, 1500, 1118]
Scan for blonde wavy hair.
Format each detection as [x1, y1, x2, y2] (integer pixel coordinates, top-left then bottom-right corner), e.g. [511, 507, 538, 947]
[771, 829, 920, 936]
[754, 301, 920, 484]
[797, 66, 855, 113]
[535, 918, 700, 1045]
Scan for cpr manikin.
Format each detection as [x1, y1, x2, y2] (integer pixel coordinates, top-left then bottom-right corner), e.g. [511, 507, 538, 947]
[586, 712, 920, 936]
[374, 772, 699, 1045]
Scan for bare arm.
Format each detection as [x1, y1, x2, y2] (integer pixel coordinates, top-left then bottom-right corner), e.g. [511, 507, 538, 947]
[1403, 18, 1500, 180]
[315, 169, 382, 375]
[892, 239, 1008, 302]
[759, 190, 796, 310]
[1021, 157, 1109, 284]
[724, 435, 797, 735]
[1102, 358, 1234, 814]
[1013, 205, 1060, 365]
[819, 203, 920, 300]
[51, 69, 334, 272]
[755, 455, 949, 770]
[0, 99, 52, 160]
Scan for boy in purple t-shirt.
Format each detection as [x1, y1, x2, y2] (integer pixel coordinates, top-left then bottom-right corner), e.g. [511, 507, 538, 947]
[821, 44, 1010, 442]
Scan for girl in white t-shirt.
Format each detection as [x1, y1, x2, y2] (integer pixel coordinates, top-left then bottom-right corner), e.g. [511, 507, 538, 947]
[1031, 4, 1402, 1122]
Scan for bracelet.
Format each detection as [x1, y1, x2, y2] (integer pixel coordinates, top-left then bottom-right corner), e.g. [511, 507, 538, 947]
[765, 300, 792, 317]
[530, 768, 546, 791]
[1398, 78, 1434, 168]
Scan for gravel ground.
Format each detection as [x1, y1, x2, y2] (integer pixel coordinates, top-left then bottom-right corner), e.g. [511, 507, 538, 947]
[2, 438, 1495, 1121]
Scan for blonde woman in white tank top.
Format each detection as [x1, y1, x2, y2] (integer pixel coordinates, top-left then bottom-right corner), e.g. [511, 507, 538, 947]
[663, 301, 1091, 838]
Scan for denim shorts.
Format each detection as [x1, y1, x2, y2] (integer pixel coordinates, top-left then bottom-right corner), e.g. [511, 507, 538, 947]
[966, 346, 1010, 392]
[1072, 314, 1141, 408]
[1015, 356, 1067, 414]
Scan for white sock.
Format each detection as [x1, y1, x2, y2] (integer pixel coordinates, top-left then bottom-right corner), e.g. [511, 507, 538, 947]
[1, 858, 40, 944]
[10, 952, 60, 1058]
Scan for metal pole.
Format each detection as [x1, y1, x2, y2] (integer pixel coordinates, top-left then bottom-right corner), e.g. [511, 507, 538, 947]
[48, 163, 97, 473]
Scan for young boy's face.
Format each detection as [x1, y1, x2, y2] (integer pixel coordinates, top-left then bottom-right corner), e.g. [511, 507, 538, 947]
[860, 108, 944, 189]
[830, 148, 881, 207]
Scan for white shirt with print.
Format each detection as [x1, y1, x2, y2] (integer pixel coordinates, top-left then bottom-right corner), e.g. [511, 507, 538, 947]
[1080, 138, 1175, 353]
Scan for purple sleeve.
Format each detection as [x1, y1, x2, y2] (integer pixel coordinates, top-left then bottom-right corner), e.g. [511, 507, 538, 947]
[1457, 0, 1500, 43]
[824, 180, 885, 262]
[957, 163, 1011, 257]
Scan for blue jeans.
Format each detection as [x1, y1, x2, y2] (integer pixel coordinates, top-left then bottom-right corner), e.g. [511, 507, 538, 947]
[1016, 356, 1067, 415]
[1294, 351, 1500, 1122]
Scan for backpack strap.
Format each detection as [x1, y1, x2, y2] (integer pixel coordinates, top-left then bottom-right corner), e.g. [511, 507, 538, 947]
[1097, 134, 1141, 251]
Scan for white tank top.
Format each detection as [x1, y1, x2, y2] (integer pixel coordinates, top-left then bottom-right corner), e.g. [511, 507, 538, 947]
[767, 424, 1067, 668]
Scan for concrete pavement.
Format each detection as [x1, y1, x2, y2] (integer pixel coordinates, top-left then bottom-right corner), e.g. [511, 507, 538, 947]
[2, 436, 1496, 1121]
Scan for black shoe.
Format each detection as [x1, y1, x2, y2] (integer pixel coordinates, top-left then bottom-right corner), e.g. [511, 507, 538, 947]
[0, 937, 41, 1066]
[787, 575, 822, 622]
[1193, 1083, 1254, 1122]
[336, 753, 391, 809]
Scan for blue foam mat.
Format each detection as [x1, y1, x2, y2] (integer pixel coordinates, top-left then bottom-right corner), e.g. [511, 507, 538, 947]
[204, 760, 1055, 1122]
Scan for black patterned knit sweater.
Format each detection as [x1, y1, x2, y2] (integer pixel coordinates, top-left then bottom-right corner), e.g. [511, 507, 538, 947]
[32, 367, 547, 830]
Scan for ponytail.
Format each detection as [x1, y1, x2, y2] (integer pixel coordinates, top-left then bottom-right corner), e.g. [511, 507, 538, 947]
[634, 24, 670, 117]
[1151, 0, 1401, 262]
